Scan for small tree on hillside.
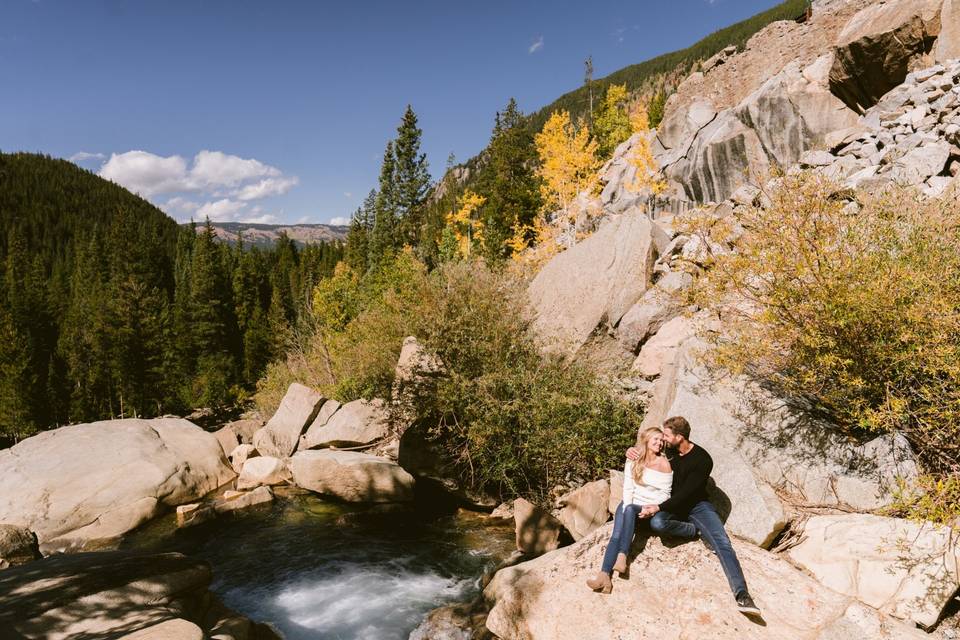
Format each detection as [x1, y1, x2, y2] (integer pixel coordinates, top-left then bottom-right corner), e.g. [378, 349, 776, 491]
[593, 83, 633, 159]
[534, 110, 601, 214]
[628, 105, 667, 195]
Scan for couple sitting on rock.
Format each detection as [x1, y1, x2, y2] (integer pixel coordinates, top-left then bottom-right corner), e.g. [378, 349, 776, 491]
[586, 416, 762, 617]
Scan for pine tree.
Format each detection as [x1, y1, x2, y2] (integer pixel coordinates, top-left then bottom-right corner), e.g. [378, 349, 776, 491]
[392, 105, 431, 247]
[370, 141, 398, 266]
[345, 190, 375, 273]
[475, 98, 542, 261]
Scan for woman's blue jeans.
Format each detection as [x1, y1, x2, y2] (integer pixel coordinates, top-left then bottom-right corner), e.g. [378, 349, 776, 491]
[601, 502, 643, 573]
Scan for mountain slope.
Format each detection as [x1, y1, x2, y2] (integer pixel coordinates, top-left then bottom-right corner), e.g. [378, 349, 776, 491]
[201, 222, 348, 248]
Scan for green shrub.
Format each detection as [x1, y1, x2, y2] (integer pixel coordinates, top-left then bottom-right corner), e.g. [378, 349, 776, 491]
[691, 174, 960, 522]
[257, 252, 640, 504]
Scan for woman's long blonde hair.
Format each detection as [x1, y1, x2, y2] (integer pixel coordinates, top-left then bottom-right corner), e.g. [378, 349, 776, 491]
[632, 427, 663, 483]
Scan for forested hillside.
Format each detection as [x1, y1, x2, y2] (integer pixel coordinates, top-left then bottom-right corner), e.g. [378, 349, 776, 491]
[0, 153, 342, 442]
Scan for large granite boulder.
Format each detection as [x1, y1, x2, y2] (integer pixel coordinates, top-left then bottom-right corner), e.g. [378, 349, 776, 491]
[0, 550, 279, 640]
[0, 419, 234, 548]
[252, 383, 324, 458]
[830, 0, 942, 113]
[483, 523, 926, 640]
[528, 212, 665, 355]
[556, 480, 610, 542]
[787, 513, 960, 628]
[299, 398, 390, 450]
[289, 450, 415, 502]
[236, 455, 290, 490]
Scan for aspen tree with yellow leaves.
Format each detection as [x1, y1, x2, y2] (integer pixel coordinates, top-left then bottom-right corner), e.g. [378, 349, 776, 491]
[440, 190, 487, 260]
[534, 110, 601, 214]
[628, 105, 667, 195]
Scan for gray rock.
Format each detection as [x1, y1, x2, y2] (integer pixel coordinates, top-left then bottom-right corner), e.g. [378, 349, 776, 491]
[0, 419, 234, 548]
[299, 398, 390, 450]
[556, 480, 610, 541]
[289, 450, 415, 502]
[236, 455, 290, 490]
[616, 286, 685, 353]
[888, 141, 952, 184]
[788, 514, 960, 629]
[513, 498, 564, 556]
[0, 550, 280, 640]
[252, 383, 325, 458]
[528, 212, 661, 355]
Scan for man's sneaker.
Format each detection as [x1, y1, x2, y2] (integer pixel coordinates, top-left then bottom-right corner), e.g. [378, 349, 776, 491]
[736, 591, 761, 616]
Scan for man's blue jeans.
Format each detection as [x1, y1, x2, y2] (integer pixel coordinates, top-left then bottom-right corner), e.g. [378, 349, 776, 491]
[649, 500, 748, 596]
[601, 502, 643, 573]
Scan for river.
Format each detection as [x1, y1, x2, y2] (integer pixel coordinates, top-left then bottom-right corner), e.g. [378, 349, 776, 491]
[120, 488, 515, 639]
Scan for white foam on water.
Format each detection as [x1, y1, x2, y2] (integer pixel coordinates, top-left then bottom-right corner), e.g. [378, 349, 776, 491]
[263, 562, 474, 640]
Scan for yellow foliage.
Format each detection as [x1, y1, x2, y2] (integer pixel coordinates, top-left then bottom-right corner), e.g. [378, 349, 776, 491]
[534, 110, 601, 213]
[445, 190, 487, 258]
[628, 104, 667, 195]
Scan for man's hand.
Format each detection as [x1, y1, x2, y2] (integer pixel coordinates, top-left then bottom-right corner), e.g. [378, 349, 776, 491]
[638, 504, 659, 518]
[626, 447, 641, 461]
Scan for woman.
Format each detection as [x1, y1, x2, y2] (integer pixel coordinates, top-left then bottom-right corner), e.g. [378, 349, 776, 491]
[586, 426, 672, 593]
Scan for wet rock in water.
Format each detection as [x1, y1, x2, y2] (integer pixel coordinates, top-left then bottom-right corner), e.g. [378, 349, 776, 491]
[0, 524, 40, 569]
[513, 498, 565, 556]
[236, 456, 291, 490]
[289, 450, 415, 502]
[483, 523, 927, 640]
[556, 480, 610, 541]
[0, 550, 281, 640]
[787, 513, 960, 629]
[252, 382, 325, 458]
[214, 486, 274, 515]
[488, 502, 514, 521]
[0, 418, 234, 549]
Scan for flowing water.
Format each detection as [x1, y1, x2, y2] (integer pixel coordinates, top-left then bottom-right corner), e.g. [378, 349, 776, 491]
[121, 489, 515, 639]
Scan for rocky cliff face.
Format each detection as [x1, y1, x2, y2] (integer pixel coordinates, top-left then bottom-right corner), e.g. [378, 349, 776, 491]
[653, 0, 960, 203]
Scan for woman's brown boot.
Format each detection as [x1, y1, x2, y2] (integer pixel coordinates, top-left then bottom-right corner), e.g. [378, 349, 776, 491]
[585, 571, 612, 594]
[613, 553, 628, 576]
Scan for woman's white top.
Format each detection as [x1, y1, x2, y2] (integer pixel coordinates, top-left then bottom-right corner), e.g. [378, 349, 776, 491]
[622, 459, 673, 506]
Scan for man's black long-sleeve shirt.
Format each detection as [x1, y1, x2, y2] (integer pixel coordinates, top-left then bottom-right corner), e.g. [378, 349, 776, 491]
[659, 444, 712, 516]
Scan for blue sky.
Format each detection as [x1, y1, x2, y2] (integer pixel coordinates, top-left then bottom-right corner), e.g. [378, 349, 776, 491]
[0, 0, 783, 225]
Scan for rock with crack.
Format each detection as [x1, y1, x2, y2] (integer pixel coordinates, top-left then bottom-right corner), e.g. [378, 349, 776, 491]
[527, 211, 667, 355]
[299, 398, 390, 450]
[236, 456, 290, 490]
[787, 513, 960, 629]
[0, 418, 234, 550]
[514, 498, 565, 556]
[212, 418, 263, 457]
[252, 383, 325, 458]
[484, 523, 926, 640]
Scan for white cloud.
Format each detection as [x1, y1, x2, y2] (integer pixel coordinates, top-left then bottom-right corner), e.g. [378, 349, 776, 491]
[528, 35, 544, 54]
[196, 198, 246, 222]
[240, 213, 279, 224]
[98, 149, 296, 201]
[329, 216, 350, 226]
[163, 196, 200, 216]
[235, 176, 299, 201]
[296, 216, 312, 224]
[343, 191, 352, 198]
[189, 150, 281, 190]
[68, 151, 106, 163]
[99, 150, 189, 197]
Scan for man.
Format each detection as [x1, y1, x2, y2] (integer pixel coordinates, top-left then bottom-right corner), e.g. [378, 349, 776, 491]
[627, 416, 761, 616]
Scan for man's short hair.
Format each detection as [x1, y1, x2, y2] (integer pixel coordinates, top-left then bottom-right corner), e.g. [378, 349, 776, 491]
[663, 416, 691, 439]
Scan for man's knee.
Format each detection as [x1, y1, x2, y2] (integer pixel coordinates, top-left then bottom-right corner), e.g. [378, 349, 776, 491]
[649, 511, 670, 532]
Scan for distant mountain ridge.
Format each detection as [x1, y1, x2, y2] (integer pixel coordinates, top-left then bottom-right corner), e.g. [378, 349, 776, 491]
[194, 221, 348, 247]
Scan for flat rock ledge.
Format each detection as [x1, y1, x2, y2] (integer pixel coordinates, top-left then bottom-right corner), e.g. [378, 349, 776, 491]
[483, 522, 927, 640]
[0, 550, 280, 640]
